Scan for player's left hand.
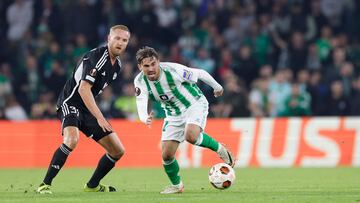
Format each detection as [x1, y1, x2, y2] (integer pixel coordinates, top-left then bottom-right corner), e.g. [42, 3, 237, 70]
[146, 111, 154, 128]
[97, 117, 113, 132]
[214, 88, 223, 98]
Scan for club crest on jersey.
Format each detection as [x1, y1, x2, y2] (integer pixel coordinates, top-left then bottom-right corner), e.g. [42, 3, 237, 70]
[113, 72, 117, 80]
[90, 69, 97, 77]
[183, 69, 193, 80]
[135, 87, 141, 96]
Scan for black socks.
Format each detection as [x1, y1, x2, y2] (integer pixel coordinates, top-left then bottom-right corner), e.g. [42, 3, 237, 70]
[87, 153, 119, 188]
[43, 143, 72, 185]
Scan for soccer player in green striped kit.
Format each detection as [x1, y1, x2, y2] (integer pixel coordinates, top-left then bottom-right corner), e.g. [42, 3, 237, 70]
[134, 47, 235, 194]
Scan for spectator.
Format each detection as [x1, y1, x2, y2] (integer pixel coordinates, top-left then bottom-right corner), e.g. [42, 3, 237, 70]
[217, 48, 234, 80]
[243, 21, 271, 66]
[39, 41, 64, 79]
[249, 78, 273, 117]
[211, 73, 249, 117]
[232, 45, 258, 87]
[338, 62, 355, 97]
[306, 70, 328, 115]
[114, 83, 138, 120]
[45, 60, 67, 98]
[72, 34, 89, 62]
[310, 0, 329, 38]
[315, 25, 333, 62]
[179, 4, 196, 30]
[306, 43, 321, 71]
[16, 54, 42, 112]
[279, 82, 311, 117]
[288, 32, 308, 76]
[178, 29, 199, 63]
[350, 75, 360, 115]
[155, 0, 179, 46]
[297, 69, 310, 92]
[319, 80, 350, 116]
[66, 0, 97, 45]
[4, 94, 28, 121]
[98, 87, 124, 119]
[269, 69, 292, 116]
[30, 90, 56, 119]
[134, 0, 159, 44]
[258, 64, 273, 79]
[323, 47, 347, 84]
[33, 0, 63, 40]
[223, 15, 242, 52]
[289, 2, 316, 41]
[6, 0, 33, 42]
[191, 47, 215, 75]
[0, 63, 13, 109]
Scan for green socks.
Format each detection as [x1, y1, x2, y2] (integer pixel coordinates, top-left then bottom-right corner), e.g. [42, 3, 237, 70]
[163, 159, 181, 185]
[195, 132, 219, 152]
[162, 133, 219, 185]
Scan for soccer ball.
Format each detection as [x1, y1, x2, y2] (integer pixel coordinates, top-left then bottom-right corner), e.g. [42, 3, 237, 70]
[208, 163, 236, 189]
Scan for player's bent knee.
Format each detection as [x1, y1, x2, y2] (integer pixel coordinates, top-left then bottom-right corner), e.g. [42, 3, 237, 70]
[162, 152, 175, 162]
[109, 146, 125, 160]
[63, 127, 79, 150]
[63, 137, 79, 150]
[185, 133, 198, 144]
[185, 126, 201, 144]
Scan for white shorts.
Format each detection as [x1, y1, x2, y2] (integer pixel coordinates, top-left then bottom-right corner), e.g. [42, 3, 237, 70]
[161, 97, 209, 142]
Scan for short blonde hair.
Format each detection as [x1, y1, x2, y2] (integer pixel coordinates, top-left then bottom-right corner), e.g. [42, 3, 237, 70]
[110, 25, 130, 33]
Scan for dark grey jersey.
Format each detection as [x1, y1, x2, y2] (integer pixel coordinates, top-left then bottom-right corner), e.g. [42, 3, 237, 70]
[57, 46, 121, 111]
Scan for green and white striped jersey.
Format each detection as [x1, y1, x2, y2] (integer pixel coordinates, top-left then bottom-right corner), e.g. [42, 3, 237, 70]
[134, 62, 208, 119]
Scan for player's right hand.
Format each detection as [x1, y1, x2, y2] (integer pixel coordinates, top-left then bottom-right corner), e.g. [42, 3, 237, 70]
[146, 111, 154, 128]
[97, 117, 113, 132]
[214, 88, 224, 97]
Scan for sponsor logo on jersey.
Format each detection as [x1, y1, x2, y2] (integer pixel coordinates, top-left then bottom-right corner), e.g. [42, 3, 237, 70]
[183, 69, 193, 80]
[135, 87, 141, 96]
[159, 94, 169, 101]
[101, 71, 106, 76]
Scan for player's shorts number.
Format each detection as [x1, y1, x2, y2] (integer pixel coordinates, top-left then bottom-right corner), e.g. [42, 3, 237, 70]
[69, 106, 79, 116]
[62, 105, 79, 117]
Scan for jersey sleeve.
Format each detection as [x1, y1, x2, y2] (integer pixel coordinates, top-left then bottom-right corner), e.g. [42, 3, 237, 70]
[81, 49, 107, 85]
[163, 62, 200, 83]
[134, 75, 149, 123]
[163, 62, 223, 91]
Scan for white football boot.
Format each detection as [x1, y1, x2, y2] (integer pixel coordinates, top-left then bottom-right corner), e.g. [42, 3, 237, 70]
[160, 181, 184, 194]
[217, 143, 235, 167]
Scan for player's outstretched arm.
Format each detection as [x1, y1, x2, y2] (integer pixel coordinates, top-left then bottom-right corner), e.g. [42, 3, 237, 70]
[192, 68, 223, 98]
[78, 80, 112, 132]
[168, 62, 223, 97]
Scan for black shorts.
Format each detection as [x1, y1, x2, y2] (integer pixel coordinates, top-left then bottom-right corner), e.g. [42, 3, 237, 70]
[57, 104, 112, 142]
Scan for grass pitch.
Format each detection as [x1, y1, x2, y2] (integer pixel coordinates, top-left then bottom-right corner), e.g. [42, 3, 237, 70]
[0, 168, 359, 203]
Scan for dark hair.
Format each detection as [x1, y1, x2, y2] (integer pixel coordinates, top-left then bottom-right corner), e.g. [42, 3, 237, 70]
[136, 46, 159, 64]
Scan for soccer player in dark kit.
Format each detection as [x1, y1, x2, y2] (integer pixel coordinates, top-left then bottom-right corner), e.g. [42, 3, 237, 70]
[36, 25, 130, 194]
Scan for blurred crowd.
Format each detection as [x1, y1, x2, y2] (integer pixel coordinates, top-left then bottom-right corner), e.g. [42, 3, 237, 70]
[1, 0, 360, 121]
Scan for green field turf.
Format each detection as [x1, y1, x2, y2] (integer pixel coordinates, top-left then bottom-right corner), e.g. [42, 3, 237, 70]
[0, 168, 359, 203]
